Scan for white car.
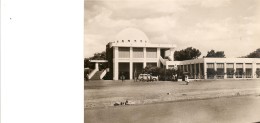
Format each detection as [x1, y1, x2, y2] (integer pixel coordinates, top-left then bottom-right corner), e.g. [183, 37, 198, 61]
[138, 74, 158, 81]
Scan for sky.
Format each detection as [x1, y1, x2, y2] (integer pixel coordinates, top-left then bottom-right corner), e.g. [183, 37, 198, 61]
[84, 0, 260, 58]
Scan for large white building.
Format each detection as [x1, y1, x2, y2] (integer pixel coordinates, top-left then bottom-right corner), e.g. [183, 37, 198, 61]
[89, 28, 260, 80]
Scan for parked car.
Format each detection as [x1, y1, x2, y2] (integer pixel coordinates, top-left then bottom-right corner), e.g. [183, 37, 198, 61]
[138, 74, 158, 81]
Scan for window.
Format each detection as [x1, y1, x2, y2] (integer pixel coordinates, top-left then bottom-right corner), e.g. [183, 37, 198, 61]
[118, 47, 130, 58]
[133, 48, 144, 58]
[207, 63, 214, 69]
[146, 48, 157, 58]
[245, 63, 252, 68]
[168, 65, 175, 69]
[257, 63, 260, 68]
[236, 63, 243, 68]
[184, 65, 188, 72]
[226, 63, 234, 68]
[217, 63, 224, 68]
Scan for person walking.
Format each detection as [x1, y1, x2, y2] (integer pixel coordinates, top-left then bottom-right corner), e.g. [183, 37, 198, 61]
[134, 70, 138, 82]
[172, 74, 175, 81]
[185, 75, 189, 85]
[122, 75, 125, 82]
[149, 73, 153, 82]
[121, 72, 125, 82]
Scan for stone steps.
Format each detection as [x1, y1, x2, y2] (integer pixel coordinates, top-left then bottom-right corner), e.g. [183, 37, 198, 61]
[90, 71, 103, 80]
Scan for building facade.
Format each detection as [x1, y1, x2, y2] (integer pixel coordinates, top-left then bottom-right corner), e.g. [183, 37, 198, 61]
[167, 58, 260, 79]
[106, 28, 176, 80]
[101, 28, 260, 80]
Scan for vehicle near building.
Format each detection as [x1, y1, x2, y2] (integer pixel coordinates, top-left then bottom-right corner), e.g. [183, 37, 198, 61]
[138, 74, 158, 81]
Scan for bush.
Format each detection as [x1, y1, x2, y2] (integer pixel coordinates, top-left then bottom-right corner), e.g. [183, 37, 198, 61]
[143, 65, 179, 81]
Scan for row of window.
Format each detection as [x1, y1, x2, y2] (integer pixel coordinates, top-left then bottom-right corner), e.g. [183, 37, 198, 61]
[118, 47, 157, 58]
[177, 63, 260, 73]
[207, 63, 254, 69]
[178, 63, 204, 73]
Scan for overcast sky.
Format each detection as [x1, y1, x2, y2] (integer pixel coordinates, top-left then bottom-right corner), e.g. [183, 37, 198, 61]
[84, 0, 260, 58]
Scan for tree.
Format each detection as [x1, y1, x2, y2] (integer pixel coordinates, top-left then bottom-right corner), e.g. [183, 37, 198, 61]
[205, 50, 225, 58]
[92, 51, 106, 60]
[143, 65, 180, 81]
[84, 51, 107, 69]
[84, 58, 94, 69]
[207, 69, 217, 77]
[143, 65, 160, 76]
[244, 48, 260, 58]
[174, 47, 201, 61]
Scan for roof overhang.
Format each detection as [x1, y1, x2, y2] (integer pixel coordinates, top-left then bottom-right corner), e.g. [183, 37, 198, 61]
[109, 42, 176, 49]
[90, 60, 108, 63]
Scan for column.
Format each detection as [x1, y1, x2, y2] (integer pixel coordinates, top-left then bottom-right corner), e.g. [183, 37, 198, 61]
[143, 62, 146, 69]
[224, 63, 227, 79]
[198, 63, 201, 79]
[95, 62, 99, 70]
[143, 47, 146, 68]
[130, 47, 133, 59]
[243, 63, 245, 78]
[194, 63, 197, 79]
[130, 62, 133, 80]
[113, 47, 119, 80]
[157, 48, 160, 67]
[214, 62, 217, 79]
[190, 64, 192, 78]
[214, 62, 217, 71]
[204, 62, 207, 79]
[113, 61, 118, 80]
[252, 62, 256, 79]
[169, 48, 174, 61]
[129, 47, 133, 80]
[234, 63, 236, 79]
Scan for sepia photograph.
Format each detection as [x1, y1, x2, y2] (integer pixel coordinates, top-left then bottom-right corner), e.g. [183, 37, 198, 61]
[84, 0, 260, 122]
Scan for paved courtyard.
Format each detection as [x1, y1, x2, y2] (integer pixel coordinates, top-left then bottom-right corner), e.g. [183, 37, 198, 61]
[85, 79, 260, 109]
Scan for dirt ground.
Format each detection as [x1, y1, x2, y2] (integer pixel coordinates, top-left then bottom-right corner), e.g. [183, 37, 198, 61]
[84, 79, 260, 109]
[85, 95, 260, 123]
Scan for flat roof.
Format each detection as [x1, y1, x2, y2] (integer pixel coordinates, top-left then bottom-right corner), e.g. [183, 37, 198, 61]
[90, 60, 108, 63]
[167, 58, 260, 65]
[108, 42, 176, 49]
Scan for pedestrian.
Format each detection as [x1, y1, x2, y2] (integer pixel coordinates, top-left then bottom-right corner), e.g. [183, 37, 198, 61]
[150, 73, 153, 82]
[147, 74, 150, 82]
[172, 74, 175, 81]
[122, 75, 125, 82]
[185, 75, 189, 85]
[134, 71, 138, 82]
[121, 72, 124, 82]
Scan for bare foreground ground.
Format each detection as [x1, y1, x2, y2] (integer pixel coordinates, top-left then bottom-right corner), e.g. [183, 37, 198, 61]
[85, 79, 260, 109]
[85, 80, 260, 123]
[85, 96, 260, 123]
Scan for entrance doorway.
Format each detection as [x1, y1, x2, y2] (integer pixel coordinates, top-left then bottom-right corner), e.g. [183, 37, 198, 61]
[119, 63, 130, 80]
[133, 63, 143, 79]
